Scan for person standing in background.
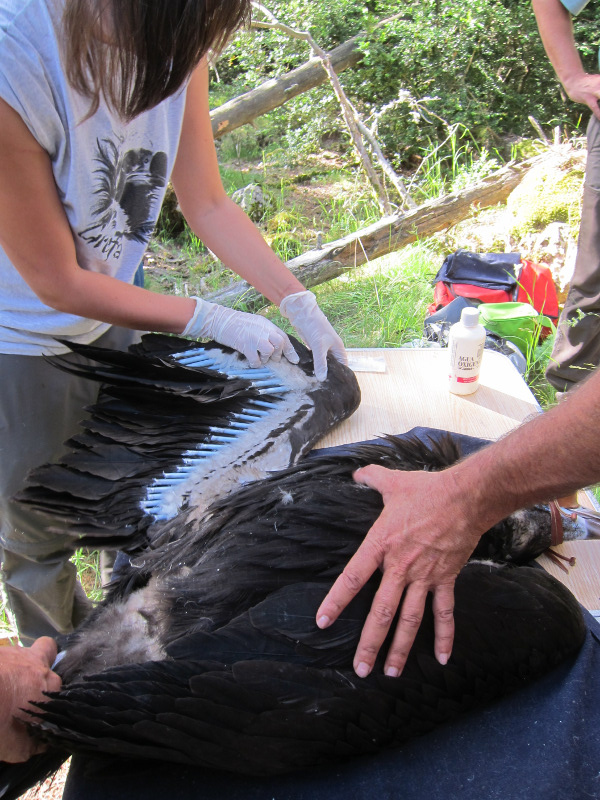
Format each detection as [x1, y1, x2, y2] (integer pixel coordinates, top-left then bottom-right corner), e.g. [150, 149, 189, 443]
[532, 0, 600, 393]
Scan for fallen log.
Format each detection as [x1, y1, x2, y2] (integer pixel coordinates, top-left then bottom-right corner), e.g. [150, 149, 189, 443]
[211, 36, 362, 139]
[204, 156, 544, 311]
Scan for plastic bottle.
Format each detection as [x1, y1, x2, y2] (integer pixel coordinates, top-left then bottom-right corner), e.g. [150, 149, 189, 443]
[448, 307, 486, 395]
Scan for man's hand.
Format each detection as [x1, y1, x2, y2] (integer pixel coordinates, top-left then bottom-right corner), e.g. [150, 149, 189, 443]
[562, 72, 600, 119]
[0, 637, 62, 762]
[316, 467, 484, 678]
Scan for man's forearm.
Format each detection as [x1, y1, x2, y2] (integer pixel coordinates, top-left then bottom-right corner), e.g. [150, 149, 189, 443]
[450, 368, 600, 530]
[532, 0, 585, 86]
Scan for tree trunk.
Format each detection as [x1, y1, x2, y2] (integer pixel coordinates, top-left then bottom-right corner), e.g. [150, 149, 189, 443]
[210, 36, 362, 139]
[204, 157, 543, 310]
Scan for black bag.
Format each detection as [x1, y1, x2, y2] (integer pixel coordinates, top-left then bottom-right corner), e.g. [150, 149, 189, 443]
[433, 250, 521, 290]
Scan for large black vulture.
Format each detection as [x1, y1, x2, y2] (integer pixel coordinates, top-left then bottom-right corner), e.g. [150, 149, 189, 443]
[0, 334, 589, 798]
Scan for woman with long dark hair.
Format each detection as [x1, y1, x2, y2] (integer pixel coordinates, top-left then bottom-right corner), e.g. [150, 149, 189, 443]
[0, 0, 345, 646]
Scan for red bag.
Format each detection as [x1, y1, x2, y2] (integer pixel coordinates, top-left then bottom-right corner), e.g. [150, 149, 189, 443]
[429, 282, 511, 314]
[428, 253, 559, 325]
[515, 260, 559, 322]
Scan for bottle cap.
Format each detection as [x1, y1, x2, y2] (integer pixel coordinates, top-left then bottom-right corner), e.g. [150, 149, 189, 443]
[461, 307, 481, 328]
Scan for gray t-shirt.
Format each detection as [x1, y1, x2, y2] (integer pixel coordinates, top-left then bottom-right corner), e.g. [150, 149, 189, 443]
[560, 0, 590, 13]
[0, 0, 188, 354]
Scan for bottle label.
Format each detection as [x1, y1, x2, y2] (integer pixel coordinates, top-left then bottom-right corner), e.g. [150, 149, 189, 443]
[449, 341, 484, 372]
[456, 354, 480, 370]
[449, 336, 485, 394]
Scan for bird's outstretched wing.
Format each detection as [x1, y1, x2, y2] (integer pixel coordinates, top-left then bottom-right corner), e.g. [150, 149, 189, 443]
[16, 334, 361, 550]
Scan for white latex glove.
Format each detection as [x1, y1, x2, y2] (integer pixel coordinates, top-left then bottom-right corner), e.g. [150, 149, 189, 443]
[279, 290, 347, 380]
[183, 297, 299, 368]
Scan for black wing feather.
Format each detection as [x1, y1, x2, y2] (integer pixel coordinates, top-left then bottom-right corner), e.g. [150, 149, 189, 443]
[19, 565, 584, 776]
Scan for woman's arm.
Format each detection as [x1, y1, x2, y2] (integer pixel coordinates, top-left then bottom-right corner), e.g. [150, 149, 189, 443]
[0, 94, 299, 366]
[171, 63, 346, 377]
[0, 95, 196, 333]
[170, 63, 305, 305]
[0, 71, 344, 374]
[0, 93, 297, 365]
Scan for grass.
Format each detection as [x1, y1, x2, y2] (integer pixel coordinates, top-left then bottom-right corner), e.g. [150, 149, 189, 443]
[406, 126, 503, 203]
[0, 590, 16, 642]
[266, 243, 439, 348]
[70, 550, 104, 604]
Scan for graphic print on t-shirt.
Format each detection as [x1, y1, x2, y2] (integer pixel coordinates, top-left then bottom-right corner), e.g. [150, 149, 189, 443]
[79, 135, 168, 260]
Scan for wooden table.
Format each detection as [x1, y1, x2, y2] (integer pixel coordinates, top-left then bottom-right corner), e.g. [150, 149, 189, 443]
[316, 347, 600, 617]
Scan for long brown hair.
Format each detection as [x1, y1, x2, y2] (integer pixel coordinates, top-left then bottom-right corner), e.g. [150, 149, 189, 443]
[63, 0, 250, 120]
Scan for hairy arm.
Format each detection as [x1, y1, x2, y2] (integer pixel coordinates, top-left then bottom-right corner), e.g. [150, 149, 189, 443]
[317, 368, 600, 678]
[0, 638, 62, 763]
[532, 0, 600, 117]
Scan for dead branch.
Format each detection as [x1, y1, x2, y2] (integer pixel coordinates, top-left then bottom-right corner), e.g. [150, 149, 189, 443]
[210, 37, 363, 139]
[204, 156, 544, 311]
[210, 14, 409, 142]
[249, 2, 393, 213]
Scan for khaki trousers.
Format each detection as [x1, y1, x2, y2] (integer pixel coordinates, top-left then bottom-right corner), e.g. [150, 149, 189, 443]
[546, 114, 600, 391]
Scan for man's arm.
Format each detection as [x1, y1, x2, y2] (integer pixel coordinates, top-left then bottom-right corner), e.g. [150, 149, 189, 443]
[0, 638, 62, 763]
[317, 367, 600, 678]
[532, 0, 600, 117]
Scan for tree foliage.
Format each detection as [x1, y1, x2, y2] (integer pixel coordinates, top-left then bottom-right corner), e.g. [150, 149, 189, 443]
[214, 0, 600, 166]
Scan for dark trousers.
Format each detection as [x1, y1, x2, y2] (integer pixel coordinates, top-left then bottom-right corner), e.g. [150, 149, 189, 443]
[546, 114, 600, 391]
[0, 325, 140, 645]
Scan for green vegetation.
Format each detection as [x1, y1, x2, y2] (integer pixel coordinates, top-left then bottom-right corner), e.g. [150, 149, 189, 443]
[0, 594, 15, 641]
[266, 244, 439, 347]
[508, 159, 585, 240]
[221, 0, 600, 167]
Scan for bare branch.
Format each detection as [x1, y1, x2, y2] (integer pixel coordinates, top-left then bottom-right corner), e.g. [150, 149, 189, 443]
[249, 2, 406, 214]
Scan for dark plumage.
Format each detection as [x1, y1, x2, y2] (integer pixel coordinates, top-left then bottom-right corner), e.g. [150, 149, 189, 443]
[0, 335, 588, 798]
[20, 333, 360, 547]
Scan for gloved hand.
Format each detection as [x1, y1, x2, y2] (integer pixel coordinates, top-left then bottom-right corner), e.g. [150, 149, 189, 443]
[279, 290, 347, 380]
[183, 297, 299, 368]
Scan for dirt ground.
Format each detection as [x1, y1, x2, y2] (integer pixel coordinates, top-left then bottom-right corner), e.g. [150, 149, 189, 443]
[21, 760, 70, 800]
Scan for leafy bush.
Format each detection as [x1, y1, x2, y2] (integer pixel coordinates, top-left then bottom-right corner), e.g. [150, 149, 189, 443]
[213, 0, 600, 168]
[351, 0, 599, 164]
